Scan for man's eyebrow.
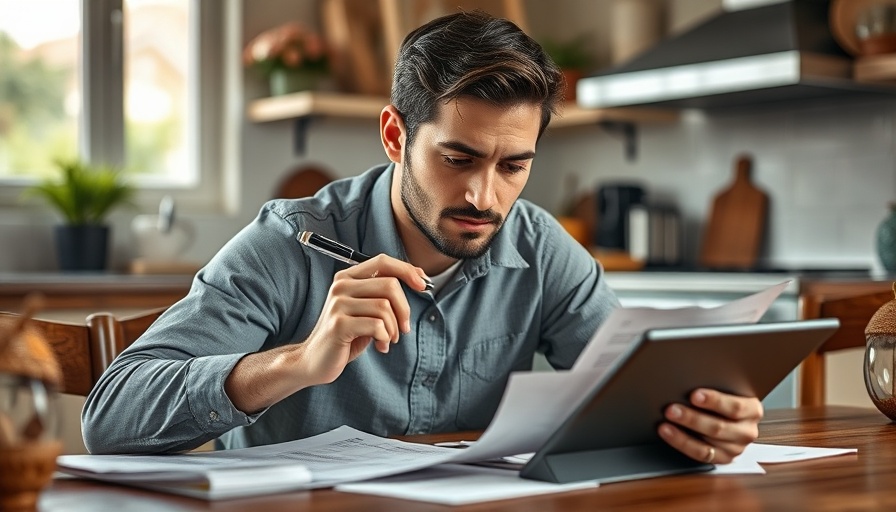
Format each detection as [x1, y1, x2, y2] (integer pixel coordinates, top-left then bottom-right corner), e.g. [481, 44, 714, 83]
[438, 140, 486, 158]
[437, 140, 535, 161]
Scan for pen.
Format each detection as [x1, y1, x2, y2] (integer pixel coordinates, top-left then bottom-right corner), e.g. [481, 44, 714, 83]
[299, 231, 434, 291]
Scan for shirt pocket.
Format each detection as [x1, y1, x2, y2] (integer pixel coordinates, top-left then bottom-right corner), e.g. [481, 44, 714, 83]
[456, 332, 528, 430]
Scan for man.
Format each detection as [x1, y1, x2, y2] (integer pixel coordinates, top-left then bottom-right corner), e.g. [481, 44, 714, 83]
[82, 11, 761, 465]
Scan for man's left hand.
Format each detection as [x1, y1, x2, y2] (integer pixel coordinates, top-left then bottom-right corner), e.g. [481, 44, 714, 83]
[657, 388, 763, 465]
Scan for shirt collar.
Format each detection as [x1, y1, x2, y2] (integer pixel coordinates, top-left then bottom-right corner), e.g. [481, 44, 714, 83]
[360, 163, 409, 262]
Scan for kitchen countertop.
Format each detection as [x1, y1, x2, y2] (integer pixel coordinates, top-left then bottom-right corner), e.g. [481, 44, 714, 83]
[0, 272, 194, 311]
[603, 269, 895, 295]
[0, 271, 194, 288]
[1, 269, 891, 307]
[604, 271, 801, 295]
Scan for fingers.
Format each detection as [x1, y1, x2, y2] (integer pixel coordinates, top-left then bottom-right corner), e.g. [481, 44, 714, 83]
[657, 422, 745, 464]
[342, 254, 431, 293]
[658, 389, 763, 464]
[329, 282, 408, 340]
[691, 388, 763, 422]
[332, 255, 424, 334]
[324, 254, 428, 349]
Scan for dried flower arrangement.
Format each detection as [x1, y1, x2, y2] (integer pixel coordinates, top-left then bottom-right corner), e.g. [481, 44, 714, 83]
[243, 22, 328, 77]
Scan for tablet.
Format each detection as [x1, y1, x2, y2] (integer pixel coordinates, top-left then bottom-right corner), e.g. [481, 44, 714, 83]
[520, 318, 840, 484]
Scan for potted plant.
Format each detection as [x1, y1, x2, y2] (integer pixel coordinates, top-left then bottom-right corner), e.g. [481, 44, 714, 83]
[243, 22, 330, 96]
[24, 158, 135, 271]
[541, 35, 594, 102]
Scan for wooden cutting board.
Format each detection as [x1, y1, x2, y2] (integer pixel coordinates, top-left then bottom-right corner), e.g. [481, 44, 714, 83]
[699, 155, 768, 269]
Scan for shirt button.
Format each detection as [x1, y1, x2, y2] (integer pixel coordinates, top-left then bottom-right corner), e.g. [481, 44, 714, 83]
[209, 411, 219, 421]
[429, 314, 436, 322]
[423, 375, 437, 387]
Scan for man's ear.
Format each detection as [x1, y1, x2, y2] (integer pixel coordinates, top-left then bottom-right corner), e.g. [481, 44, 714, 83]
[380, 105, 405, 163]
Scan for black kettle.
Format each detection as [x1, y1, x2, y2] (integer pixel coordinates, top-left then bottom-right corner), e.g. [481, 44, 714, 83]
[594, 182, 646, 251]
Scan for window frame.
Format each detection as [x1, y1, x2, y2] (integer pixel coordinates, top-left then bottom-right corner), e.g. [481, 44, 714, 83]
[0, 0, 232, 213]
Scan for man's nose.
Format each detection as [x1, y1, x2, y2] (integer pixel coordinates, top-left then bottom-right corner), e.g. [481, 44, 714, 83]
[464, 170, 497, 211]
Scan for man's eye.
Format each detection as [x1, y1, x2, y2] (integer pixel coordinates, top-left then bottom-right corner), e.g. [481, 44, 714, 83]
[442, 156, 470, 166]
[502, 162, 527, 174]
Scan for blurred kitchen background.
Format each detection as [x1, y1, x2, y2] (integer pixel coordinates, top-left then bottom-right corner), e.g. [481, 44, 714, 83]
[3, 0, 896, 451]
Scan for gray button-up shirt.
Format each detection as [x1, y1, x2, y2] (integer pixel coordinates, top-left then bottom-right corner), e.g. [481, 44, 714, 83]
[82, 164, 619, 454]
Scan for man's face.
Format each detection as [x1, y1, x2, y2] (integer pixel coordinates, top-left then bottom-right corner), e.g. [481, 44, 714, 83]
[398, 97, 541, 260]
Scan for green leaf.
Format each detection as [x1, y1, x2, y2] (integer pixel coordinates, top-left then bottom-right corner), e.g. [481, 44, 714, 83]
[22, 158, 136, 225]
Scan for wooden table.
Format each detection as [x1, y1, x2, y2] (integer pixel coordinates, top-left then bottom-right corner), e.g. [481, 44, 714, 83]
[39, 406, 896, 511]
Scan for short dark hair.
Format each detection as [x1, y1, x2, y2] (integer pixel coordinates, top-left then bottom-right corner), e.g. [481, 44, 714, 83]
[391, 10, 563, 146]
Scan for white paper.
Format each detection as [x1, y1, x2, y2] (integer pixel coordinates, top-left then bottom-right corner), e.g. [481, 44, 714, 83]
[451, 371, 584, 462]
[707, 459, 767, 475]
[736, 443, 857, 465]
[266, 425, 459, 488]
[57, 426, 462, 499]
[335, 463, 598, 505]
[572, 280, 790, 373]
[56, 454, 312, 500]
[452, 282, 790, 464]
[709, 442, 857, 475]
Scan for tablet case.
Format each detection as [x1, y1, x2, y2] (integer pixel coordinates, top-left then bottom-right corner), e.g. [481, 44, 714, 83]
[520, 318, 840, 484]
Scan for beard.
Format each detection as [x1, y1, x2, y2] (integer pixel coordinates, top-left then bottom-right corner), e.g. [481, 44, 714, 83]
[399, 153, 504, 260]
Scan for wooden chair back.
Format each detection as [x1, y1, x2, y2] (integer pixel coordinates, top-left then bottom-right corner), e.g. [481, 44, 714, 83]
[0, 308, 166, 396]
[799, 290, 893, 406]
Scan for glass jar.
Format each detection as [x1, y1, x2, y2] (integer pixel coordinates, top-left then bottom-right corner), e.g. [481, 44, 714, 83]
[865, 332, 896, 419]
[864, 283, 896, 421]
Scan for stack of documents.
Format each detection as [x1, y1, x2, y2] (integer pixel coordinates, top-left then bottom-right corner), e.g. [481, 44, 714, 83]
[56, 454, 312, 500]
[56, 281, 856, 504]
[57, 427, 459, 499]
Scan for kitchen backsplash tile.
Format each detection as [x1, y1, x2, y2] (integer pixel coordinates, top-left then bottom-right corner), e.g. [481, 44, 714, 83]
[526, 95, 896, 269]
[839, 155, 895, 208]
[792, 161, 841, 208]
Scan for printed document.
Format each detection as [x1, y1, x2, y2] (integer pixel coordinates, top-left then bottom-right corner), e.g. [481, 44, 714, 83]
[58, 426, 462, 499]
[448, 280, 791, 463]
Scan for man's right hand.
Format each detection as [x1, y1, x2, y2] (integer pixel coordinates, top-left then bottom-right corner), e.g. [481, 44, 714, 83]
[300, 254, 431, 385]
[223, 254, 430, 414]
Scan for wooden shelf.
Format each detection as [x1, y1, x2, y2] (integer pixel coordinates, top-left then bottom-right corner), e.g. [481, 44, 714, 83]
[854, 53, 896, 84]
[246, 91, 679, 128]
[551, 102, 679, 128]
[247, 91, 388, 123]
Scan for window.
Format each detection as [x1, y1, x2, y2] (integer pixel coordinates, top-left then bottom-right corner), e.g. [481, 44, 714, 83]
[0, 0, 80, 181]
[124, 0, 192, 186]
[0, 0, 227, 208]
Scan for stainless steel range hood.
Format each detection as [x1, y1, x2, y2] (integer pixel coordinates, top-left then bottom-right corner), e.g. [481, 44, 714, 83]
[577, 0, 896, 109]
